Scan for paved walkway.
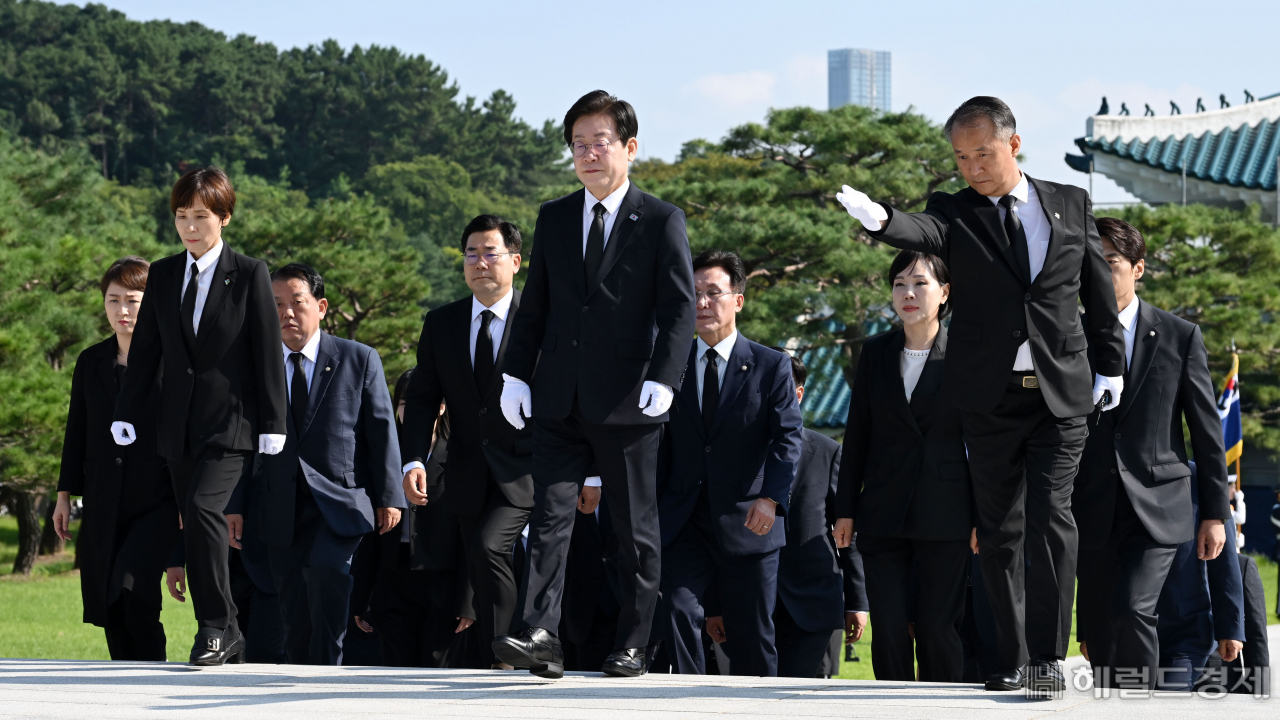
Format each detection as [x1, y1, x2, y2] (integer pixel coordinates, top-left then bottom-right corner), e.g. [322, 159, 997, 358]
[0, 653, 1271, 720]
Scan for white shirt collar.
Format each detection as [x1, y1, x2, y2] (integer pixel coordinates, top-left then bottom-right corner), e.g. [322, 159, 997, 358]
[283, 329, 322, 364]
[696, 329, 738, 363]
[988, 172, 1030, 205]
[186, 239, 224, 274]
[472, 288, 514, 323]
[586, 179, 630, 216]
[1117, 296, 1140, 331]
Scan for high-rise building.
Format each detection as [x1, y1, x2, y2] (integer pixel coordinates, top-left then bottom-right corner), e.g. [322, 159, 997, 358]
[828, 48, 891, 112]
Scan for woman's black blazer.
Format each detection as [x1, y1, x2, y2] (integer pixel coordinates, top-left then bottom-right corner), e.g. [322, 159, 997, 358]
[835, 326, 971, 541]
[57, 336, 173, 625]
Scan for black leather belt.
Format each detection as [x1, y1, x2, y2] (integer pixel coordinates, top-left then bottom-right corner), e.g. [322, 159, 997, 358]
[1011, 373, 1039, 389]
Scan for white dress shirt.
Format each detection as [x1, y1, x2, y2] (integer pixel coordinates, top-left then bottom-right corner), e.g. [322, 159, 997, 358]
[901, 348, 930, 402]
[1117, 296, 1140, 369]
[470, 289, 514, 367]
[989, 174, 1050, 372]
[582, 179, 630, 256]
[695, 330, 738, 409]
[282, 330, 322, 401]
[180, 240, 225, 334]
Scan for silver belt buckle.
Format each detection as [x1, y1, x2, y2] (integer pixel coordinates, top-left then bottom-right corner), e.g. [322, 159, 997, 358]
[1021, 376, 1039, 389]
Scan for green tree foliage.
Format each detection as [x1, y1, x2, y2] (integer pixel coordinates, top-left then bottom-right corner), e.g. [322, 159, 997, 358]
[632, 105, 963, 375]
[1101, 204, 1280, 450]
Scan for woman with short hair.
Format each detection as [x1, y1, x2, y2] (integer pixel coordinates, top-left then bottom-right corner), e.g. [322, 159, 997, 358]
[53, 256, 180, 660]
[832, 250, 974, 682]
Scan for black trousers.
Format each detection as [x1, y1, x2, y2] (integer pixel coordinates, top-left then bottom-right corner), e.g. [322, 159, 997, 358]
[963, 380, 1088, 669]
[268, 494, 363, 665]
[170, 448, 250, 631]
[376, 569, 466, 668]
[773, 600, 836, 678]
[857, 534, 970, 682]
[521, 407, 662, 650]
[103, 590, 166, 661]
[660, 507, 780, 677]
[1076, 484, 1178, 689]
[458, 484, 530, 662]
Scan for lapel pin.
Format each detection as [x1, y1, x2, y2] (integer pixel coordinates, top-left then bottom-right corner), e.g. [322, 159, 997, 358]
[224, 278, 231, 285]
[741, 365, 748, 371]
[1053, 212, 1060, 219]
[1149, 331, 1155, 337]
[325, 366, 331, 372]
[629, 213, 638, 221]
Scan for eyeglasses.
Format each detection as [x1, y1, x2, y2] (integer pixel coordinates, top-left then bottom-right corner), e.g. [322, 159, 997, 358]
[571, 139, 618, 157]
[464, 252, 516, 265]
[695, 290, 740, 303]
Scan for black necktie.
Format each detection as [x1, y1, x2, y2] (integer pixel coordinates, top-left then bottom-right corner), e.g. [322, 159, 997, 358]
[180, 262, 199, 348]
[702, 348, 720, 435]
[290, 352, 309, 433]
[474, 309, 495, 392]
[584, 202, 606, 287]
[999, 195, 1032, 284]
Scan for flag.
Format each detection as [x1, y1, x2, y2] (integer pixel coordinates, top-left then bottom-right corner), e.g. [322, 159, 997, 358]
[1218, 353, 1243, 465]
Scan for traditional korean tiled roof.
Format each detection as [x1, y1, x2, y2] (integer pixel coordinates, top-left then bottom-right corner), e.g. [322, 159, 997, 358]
[1073, 121, 1279, 191]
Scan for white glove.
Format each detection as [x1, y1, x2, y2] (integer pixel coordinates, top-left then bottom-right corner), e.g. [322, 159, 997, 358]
[110, 421, 137, 446]
[258, 434, 286, 455]
[638, 381, 674, 417]
[835, 185, 889, 232]
[584, 476, 602, 487]
[500, 374, 532, 430]
[1093, 375, 1124, 412]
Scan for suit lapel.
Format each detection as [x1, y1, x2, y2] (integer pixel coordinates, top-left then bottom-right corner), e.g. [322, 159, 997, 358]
[1029, 177, 1066, 290]
[711, 334, 753, 437]
[678, 344, 705, 439]
[882, 330, 922, 436]
[907, 325, 948, 420]
[563, 190, 589, 301]
[300, 333, 341, 438]
[964, 188, 1024, 285]
[482, 291, 519, 401]
[1116, 300, 1160, 422]
[194, 243, 239, 354]
[588, 183, 645, 300]
[454, 300, 482, 405]
[98, 338, 120, 397]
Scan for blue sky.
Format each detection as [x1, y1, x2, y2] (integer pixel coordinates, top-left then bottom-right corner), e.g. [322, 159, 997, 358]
[73, 0, 1280, 203]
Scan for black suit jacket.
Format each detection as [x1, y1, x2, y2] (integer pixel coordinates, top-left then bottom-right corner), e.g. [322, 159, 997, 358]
[870, 177, 1125, 418]
[501, 184, 696, 424]
[115, 244, 287, 460]
[402, 291, 533, 517]
[657, 335, 804, 555]
[777, 428, 849, 633]
[1075, 299, 1232, 546]
[835, 326, 971, 541]
[234, 334, 404, 545]
[58, 337, 176, 626]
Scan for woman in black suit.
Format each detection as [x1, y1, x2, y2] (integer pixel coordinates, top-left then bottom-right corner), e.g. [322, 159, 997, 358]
[110, 166, 288, 665]
[53, 257, 180, 661]
[832, 250, 973, 682]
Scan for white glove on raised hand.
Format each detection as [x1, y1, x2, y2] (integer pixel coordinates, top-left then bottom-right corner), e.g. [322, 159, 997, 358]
[835, 185, 889, 232]
[110, 421, 137, 446]
[638, 381, 674, 417]
[500, 374, 533, 430]
[1093, 375, 1124, 412]
[258, 434, 286, 455]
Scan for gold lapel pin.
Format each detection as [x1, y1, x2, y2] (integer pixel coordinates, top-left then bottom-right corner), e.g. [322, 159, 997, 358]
[325, 366, 331, 371]
[741, 365, 748, 371]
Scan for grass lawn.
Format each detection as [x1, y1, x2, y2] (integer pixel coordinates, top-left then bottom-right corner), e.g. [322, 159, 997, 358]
[0, 515, 197, 661]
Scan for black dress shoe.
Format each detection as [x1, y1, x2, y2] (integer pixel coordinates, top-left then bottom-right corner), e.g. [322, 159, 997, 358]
[1027, 658, 1065, 692]
[492, 627, 564, 679]
[985, 667, 1024, 691]
[189, 626, 246, 666]
[601, 648, 646, 677]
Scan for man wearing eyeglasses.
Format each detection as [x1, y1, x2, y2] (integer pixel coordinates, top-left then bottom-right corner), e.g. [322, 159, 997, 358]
[492, 90, 696, 679]
[400, 214, 535, 668]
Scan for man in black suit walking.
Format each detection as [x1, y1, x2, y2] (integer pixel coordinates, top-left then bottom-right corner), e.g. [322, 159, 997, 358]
[226, 263, 404, 665]
[657, 251, 803, 677]
[401, 215, 536, 668]
[771, 353, 868, 678]
[492, 90, 696, 679]
[836, 97, 1127, 691]
[1073, 218, 1230, 689]
[113, 166, 288, 665]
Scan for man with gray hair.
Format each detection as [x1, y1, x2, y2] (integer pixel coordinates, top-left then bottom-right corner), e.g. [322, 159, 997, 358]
[835, 96, 1126, 693]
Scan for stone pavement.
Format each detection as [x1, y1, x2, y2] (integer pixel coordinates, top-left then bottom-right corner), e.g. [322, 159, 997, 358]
[0, 653, 1271, 720]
